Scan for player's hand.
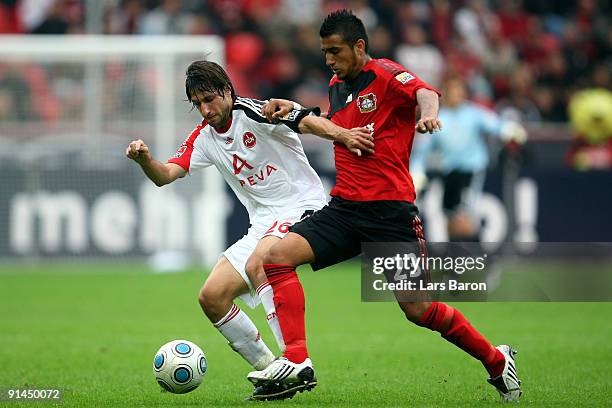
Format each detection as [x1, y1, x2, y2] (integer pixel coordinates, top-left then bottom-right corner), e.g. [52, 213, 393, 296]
[415, 117, 442, 134]
[338, 126, 375, 157]
[262, 98, 296, 123]
[126, 139, 152, 164]
[500, 121, 528, 144]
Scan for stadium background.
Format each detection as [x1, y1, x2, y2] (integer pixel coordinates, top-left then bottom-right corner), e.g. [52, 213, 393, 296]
[1, 0, 611, 406]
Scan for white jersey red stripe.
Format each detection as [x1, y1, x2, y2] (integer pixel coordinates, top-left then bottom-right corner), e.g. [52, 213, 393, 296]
[168, 96, 327, 222]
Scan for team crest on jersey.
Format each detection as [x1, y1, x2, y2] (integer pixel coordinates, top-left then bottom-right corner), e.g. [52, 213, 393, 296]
[225, 137, 233, 144]
[243, 132, 256, 148]
[357, 93, 377, 113]
[395, 72, 414, 84]
[174, 145, 187, 158]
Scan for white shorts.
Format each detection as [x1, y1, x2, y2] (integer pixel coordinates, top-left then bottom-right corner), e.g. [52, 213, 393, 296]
[222, 206, 317, 309]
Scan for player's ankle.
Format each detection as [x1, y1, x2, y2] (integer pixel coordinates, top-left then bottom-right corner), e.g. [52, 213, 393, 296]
[484, 349, 505, 378]
[282, 350, 309, 364]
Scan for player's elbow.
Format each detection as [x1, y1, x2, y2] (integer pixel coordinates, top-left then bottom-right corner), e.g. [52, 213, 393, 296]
[152, 176, 174, 187]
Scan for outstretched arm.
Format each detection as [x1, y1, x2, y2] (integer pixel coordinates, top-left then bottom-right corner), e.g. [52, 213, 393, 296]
[415, 88, 442, 134]
[262, 98, 374, 156]
[126, 139, 186, 186]
[298, 115, 374, 156]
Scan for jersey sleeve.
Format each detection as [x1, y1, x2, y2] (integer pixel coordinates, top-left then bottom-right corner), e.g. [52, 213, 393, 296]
[388, 70, 441, 104]
[476, 105, 504, 136]
[167, 123, 212, 172]
[277, 106, 321, 133]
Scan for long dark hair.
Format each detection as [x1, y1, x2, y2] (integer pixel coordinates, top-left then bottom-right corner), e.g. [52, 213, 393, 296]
[185, 60, 236, 101]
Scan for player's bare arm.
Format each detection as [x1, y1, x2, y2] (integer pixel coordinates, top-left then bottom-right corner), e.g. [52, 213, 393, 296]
[125, 139, 186, 186]
[415, 88, 442, 134]
[261, 99, 374, 156]
[298, 115, 374, 156]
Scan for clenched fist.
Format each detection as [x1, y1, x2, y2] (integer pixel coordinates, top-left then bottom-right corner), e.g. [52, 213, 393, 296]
[125, 139, 152, 165]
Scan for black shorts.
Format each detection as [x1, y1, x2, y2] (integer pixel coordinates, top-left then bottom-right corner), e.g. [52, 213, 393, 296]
[442, 170, 474, 212]
[289, 197, 424, 271]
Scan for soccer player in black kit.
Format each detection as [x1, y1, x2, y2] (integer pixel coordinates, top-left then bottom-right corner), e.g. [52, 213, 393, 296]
[245, 10, 521, 403]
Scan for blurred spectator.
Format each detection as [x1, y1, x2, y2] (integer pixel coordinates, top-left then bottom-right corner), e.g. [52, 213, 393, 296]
[430, 0, 453, 51]
[350, 0, 378, 30]
[224, 32, 265, 97]
[496, 1, 530, 45]
[454, 0, 497, 58]
[3, 0, 609, 127]
[368, 25, 394, 59]
[29, 0, 83, 34]
[138, 0, 193, 35]
[532, 86, 567, 123]
[495, 64, 541, 123]
[395, 24, 443, 87]
[18, 0, 55, 32]
[0, 64, 38, 121]
[481, 24, 519, 97]
[105, 0, 144, 34]
[280, 0, 322, 25]
[184, 13, 217, 35]
[0, 0, 22, 33]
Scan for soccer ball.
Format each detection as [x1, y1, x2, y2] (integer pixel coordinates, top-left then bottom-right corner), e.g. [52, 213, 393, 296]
[153, 340, 207, 394]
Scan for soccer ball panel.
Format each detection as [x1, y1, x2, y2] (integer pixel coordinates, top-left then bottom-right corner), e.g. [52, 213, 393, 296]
[152, 340, 206, 394]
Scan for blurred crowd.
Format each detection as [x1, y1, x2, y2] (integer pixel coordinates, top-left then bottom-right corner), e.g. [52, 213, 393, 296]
[0, 0, 610, 126]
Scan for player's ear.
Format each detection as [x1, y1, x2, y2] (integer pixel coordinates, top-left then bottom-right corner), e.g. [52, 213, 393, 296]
[354, 39, 366, 57]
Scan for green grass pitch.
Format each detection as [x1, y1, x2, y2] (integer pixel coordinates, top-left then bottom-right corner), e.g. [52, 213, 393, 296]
[1, 262, 611, 407]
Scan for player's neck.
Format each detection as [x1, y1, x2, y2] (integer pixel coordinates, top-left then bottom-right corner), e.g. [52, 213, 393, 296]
[346, 55, 371, 81]
[213, 113, 233, 133]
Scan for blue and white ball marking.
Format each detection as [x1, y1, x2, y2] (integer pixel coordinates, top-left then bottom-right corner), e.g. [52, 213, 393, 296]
[153, 340, 207, 394]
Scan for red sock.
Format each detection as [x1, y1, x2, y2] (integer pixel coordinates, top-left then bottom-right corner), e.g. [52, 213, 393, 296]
[419, 302, 505, 377]
[264, 264, 308, 363]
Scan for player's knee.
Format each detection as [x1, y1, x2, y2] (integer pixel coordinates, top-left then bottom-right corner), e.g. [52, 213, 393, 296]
[198, 282, 229, 315]
[262, 245, 288, 266]
[244, 255, 262, 280]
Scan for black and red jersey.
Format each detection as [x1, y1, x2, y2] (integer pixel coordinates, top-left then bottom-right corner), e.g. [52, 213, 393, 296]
[326, 58, 440, 202]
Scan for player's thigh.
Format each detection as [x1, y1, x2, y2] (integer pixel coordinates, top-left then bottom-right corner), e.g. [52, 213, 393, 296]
[255, 208, 318, 268]
[264, 232, 316, 266]
[358, 200, 424, 243]
[285, 200, 361, 270]
[358, 201, 427, 286]
[201, 256, 250, 302]
[248, 235, 280, 264]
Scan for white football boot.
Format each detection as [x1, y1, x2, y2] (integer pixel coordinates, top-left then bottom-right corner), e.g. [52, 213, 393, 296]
[247, 357, 317, 401]
[487, 345, 522, 402]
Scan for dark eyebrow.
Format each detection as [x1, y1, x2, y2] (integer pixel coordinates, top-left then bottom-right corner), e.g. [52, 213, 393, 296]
[322, 46, 341, 52]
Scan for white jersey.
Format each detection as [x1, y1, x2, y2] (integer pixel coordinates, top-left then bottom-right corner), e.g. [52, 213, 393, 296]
[168, 97, 327, 221]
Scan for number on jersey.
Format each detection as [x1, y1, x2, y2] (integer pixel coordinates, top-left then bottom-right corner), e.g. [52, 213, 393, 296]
[233, 154, 253, 175]
[265, 220, 293, 235]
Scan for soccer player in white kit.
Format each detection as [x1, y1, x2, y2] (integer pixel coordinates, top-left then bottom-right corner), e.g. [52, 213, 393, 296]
[126, 61, 374, 380]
